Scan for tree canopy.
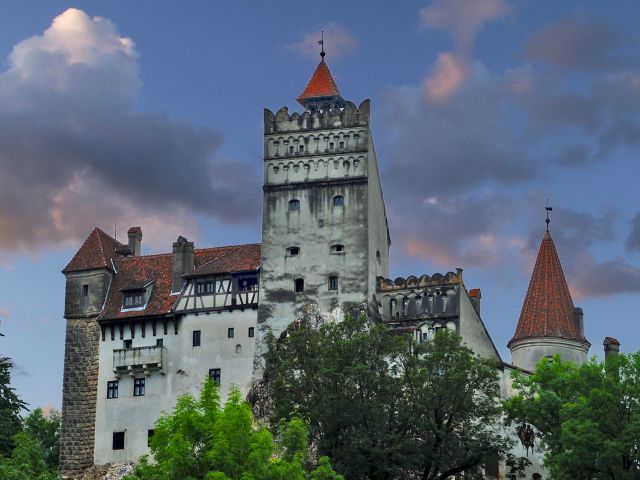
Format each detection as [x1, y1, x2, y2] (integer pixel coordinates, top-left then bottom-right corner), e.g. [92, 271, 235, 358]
[504, 353, 640, 480]
[0, 328, 28, 457]
[23, 408, 60, 469]
[128, 378, 343, 480]
[264, 312, 526, 480]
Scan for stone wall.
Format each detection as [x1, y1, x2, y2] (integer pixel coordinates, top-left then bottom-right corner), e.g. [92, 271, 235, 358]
[59, 317, 100, 479]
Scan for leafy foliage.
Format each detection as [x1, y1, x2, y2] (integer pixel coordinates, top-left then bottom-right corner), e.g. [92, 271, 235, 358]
[0, 431, 59, 480]
[127, 378, 343, 480]
[0, 342, 27, 457]
[265, 313, 524, 480]
[23, 408, 60, 469]
[504, 353, 640, 480]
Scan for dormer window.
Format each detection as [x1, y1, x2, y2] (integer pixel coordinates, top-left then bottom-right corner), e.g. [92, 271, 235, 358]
[330, 244, 345, 254]
[286, 247, 300, 257]
[289, 199, 300, 211]
[333, 195, 344, 207]
[123, 291, 144, 308]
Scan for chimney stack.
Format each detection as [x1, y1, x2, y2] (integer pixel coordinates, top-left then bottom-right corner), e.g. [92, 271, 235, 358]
[127, 227, 142, 256]
[573, 307, 584, 335]
[172, 236, 194, 293]
[603, 337, 620, 361]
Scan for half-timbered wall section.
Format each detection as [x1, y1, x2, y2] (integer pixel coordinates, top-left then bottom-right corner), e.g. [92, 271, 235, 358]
[175, 273, 259, 312]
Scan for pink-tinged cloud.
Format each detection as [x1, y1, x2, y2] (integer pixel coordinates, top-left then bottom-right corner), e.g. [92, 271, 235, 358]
[0, 307, 10, 318]
[286, 22, 357, 61]
[0, 8, 259, 253]
[420, 0, 512, 55]
[423, 52, 469, 102]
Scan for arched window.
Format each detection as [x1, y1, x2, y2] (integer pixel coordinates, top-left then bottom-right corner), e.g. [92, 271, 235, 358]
[333, 195, 344, 207]
[289, 199, 300, 211]
[294, 278, 304, 293]
[286, 247, 300, 257]
[330, 244, 344, 254]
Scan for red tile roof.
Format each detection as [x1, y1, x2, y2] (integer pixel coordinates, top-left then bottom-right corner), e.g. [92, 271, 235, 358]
[510, 231, 587, 344]
[468, 288, 481, 298]
[603, 336, 620, 346]
[62, 227, 123, 274]
[96, 243, 261, 321]
[127, 226, 142, 234]
[297, 60, 342, 103]
[186, 244, 261, 278]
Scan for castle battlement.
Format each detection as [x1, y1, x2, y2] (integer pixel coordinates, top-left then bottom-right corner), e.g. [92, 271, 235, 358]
[376, 269, 463, 292]
[264, 99, 370, 134]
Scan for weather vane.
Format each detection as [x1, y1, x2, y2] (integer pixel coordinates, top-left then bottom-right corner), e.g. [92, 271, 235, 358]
[545, 199, 552, 231]
[318, 30, 325, 59]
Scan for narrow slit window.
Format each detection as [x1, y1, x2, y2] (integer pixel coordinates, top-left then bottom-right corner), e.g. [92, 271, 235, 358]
[192, 330, 201, 347]
[294, 278, 304, 293]
[329, 276, 339, 291]
[299, 144, 304, 152]
[333, 195, 344, 207]
[228, 327, 234, 339]
[248, 327, 254, 338]
[289, 145, 294, 154]
[329, 142, 334, 150]
[82, 284, 89, 297]
[147, 429, 155, 447]
[289, 199, 300, 211]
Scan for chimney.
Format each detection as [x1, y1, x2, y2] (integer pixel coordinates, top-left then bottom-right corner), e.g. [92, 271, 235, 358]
[468, 288, 481, 316]
[127, 227, 142, 256]
[603, 336, 620, 361]
[573, 307, 584, 335]
[172, 236, 194, 293]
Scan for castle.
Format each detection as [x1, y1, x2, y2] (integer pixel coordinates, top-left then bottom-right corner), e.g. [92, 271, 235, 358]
[59, 53, 591, 479]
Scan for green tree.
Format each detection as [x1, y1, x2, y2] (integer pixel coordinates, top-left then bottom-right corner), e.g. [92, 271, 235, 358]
[127, 378, 343, 480]
[0, 431, 59, 480]
[0, 328, 28, 457]
[265, 313, 525, 480]
[504, 353, 640, 480]
[23, 407, 60, 469]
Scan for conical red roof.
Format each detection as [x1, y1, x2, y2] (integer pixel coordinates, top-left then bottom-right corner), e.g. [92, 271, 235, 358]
[510, 230, 586, 344]
[62, 227, 121, 273]
[297, 59, 342, 103]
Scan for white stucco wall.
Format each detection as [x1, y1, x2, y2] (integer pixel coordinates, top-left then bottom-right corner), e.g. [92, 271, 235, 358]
[94, 308, 257, 464]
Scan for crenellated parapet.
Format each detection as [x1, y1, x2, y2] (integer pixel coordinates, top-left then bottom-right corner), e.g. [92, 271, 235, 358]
[264, 99, 370, 134]
[373, 269, 464, 341]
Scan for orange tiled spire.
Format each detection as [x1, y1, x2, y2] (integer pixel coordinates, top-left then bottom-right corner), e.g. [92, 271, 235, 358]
[296, 36, 345, 111]
[509, 230, 587, 344]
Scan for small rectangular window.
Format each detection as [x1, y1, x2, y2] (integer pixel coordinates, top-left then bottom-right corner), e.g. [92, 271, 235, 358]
[339, 141, 345, 149]
[156, 338, 163, 347]
[107, 381, 118, 399]
[289, 145, 294, 154]
[123, 292, 144, 308]
[286, 247, 300, 257]
[299, 144, 304, 152]
[112, 431, 125, 450]
[196, 281, 215, 295]
[329, 276, 339, 291]
[289, 199, 300, 211]
[134, 378, 145, 397]
[82, 284, 89, 297]
[329, 142, 334, 150]
[147, 429, 155, 447]
[123, 339, 132, 349]
[294, 278, 304, 293]
[209, 368, 221, 385]
[193, 330, 201, 347]
[248, 327, 255, 338]
[238, 277, 258, 292]
[228, 327, 234, 339]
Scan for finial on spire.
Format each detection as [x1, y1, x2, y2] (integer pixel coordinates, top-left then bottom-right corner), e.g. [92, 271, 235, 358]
[545, 199, 552, 231]
[319, 30, 325, 59]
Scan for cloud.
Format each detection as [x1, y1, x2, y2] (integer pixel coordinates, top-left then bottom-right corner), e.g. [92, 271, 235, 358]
[625, 214, 640, 252]
[423, 52, 469, 102]
[523, 14, 632, 71]
[0, 8, 260, 253]
[0, 307, 9, 318]
[570, 254, 640, 299]
[285, 22, 357, 62]
[420, 0, 512, 56]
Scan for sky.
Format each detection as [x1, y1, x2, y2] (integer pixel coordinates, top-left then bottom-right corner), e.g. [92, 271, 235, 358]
[0, 0, 639, 411]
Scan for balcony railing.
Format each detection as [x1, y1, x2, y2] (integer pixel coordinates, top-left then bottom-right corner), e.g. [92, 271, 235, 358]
[113, 345, 166, 377]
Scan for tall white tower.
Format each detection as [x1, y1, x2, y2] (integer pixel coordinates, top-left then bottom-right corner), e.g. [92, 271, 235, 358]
[254, 53, 390, 372]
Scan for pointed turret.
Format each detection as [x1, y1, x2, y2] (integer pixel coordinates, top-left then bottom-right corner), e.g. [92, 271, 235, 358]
[296, 56, 345, 112]
[509, 221, 590, 371]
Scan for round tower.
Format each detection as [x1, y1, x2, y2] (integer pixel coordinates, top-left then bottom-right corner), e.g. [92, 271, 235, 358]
[509, 219, 590, 371]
